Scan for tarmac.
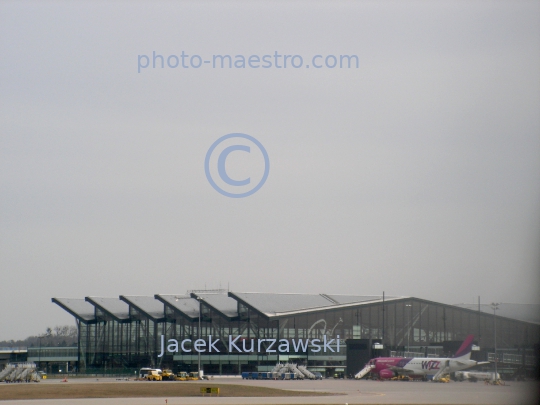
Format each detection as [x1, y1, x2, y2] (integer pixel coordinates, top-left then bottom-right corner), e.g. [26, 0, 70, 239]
[1, 377, 538, 405]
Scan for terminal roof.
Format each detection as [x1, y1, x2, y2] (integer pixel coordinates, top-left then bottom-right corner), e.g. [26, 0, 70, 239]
[53, 293, 538, 326]
[52, 298, 95, 322]
[85, 297, 130, 321]
[229, 292, 403, 318]
[120, 296, 165, 320]
[323, 294, 397, 305]
[155, 294, 200, 320]
[231, 292, 332, 315]
[452, 302, 540, 325]
[190, 292, 239, 319]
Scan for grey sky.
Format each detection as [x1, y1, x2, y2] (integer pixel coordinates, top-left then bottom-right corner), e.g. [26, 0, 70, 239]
[1, 1, 539, 341]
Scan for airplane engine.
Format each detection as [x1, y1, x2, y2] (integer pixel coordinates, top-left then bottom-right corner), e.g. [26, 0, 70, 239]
[379, 369, 395, 379]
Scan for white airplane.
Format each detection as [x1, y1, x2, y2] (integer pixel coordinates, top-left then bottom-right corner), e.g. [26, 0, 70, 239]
[356, 335, 490, 381]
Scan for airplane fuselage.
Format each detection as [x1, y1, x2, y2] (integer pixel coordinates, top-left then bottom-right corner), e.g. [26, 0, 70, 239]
[357, 335, 484, 380]
[369, 356, 479, 378]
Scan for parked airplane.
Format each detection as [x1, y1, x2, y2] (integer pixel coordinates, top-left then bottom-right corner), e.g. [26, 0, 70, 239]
[355, 335, 489, 381]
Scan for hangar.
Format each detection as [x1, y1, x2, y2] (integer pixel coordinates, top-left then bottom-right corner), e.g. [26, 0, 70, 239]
[50, 291, 539, 378]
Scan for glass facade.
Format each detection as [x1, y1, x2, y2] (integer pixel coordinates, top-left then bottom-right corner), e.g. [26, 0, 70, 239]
[53, 295, 540, 375]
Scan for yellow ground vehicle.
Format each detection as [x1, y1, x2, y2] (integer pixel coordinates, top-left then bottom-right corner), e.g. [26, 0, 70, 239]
[147, 369, 162, 381]
[139, 368, 162, 381]
[175, 371, 189, 381]
[161, 369, 174, 381]
[188, 371, 200, 380]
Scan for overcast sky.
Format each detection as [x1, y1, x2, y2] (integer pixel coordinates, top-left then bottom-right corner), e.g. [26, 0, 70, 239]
[1, 1, 539, 341]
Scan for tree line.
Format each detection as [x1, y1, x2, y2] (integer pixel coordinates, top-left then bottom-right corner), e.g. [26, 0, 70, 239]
[0, 326, 78, 348]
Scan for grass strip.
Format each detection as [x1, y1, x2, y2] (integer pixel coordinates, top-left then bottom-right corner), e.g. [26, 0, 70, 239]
[0, 382, 332, 400]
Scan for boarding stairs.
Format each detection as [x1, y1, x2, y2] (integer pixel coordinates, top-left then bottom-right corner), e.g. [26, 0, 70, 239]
[278, 364, 289, 373]
[271, 362, 319, 379]
[1, 363, 38, 382]
[271, 363, 284, 373]
[17, 368, 28, 381]
[354, 364, 375, 379]
[18, 368, 34, 382]
[297, 365, 316, 379]
[287, 363, 305, 379]
[11, 368, 26, 382]
[432, 360, 450, 381]
[6, 368, 20, 382]
[0, 365, 14, 381]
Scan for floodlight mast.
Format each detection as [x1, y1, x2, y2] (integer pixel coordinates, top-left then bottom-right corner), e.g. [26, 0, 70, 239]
[405, 303, 412, 353]
[490, 302, 500, 381]
[174, 295, 203, 377]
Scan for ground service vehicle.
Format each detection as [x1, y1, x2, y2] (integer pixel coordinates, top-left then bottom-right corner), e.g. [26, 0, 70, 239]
[161, 369, 174, 380]
[175, 371, 189, 381]
[146, 369, 162, 381]
[188, 371, 200, 380]
[139, 368, 152, 379]
[139, 368, 162, 381]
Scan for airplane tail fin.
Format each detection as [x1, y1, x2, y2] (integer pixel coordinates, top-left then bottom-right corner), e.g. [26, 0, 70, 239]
[452, 335, 474, 359]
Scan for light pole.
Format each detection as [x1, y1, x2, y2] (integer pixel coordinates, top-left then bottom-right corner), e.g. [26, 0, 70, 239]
[174, 295, 203, 377]
[405, 304, 412, 353]
[490, 303, 500, 381]
[197, 297, 202, 378]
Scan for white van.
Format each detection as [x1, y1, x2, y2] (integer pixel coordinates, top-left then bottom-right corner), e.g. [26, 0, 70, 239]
[139, 368, 162, 380]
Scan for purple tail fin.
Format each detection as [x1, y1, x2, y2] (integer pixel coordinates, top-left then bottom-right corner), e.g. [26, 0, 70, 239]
[452, 335, 474, 358]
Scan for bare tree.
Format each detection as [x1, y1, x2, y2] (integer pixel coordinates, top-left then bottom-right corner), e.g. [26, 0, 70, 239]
[0, 325, 78, 347]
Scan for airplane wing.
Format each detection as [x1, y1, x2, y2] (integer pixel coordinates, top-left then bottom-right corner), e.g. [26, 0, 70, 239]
[454, 360, 491, 367]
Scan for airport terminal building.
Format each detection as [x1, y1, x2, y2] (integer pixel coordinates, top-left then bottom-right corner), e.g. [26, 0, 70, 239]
[48, 292, 540, 378]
